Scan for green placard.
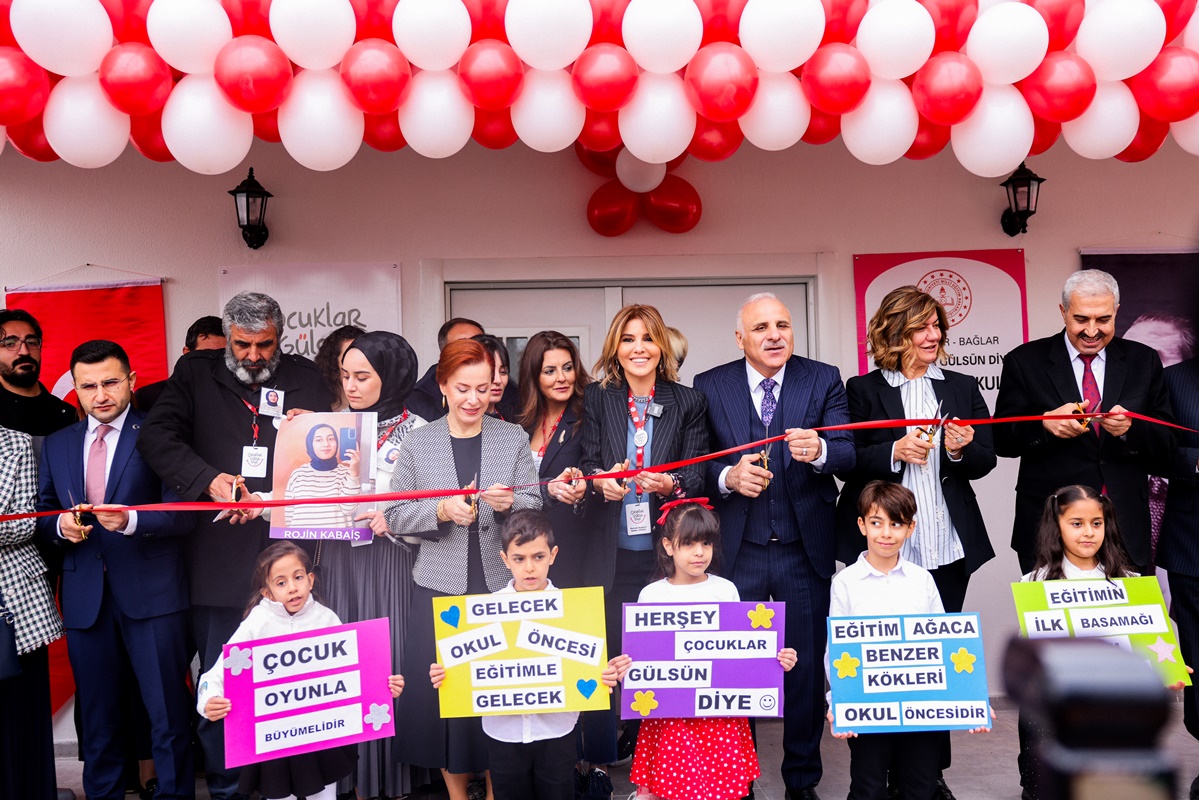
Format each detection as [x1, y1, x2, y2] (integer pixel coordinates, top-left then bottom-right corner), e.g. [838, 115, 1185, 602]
[1011, 576, 1190, 687]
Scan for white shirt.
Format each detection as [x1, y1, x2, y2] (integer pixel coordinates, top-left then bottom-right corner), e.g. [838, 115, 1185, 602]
[1021, 559, 1115, 582]
[481, 580, 580, 744]
[638, 573, 741, 603]
[60, 405, 137, 536]
[1063, 331, 1107, 401]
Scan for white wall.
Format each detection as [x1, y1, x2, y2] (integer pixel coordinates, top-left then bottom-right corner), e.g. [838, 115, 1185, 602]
[4, 134, 1197, 692]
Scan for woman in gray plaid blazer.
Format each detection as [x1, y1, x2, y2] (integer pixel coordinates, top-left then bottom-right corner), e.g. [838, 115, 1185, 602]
[0, 425, 64, 800]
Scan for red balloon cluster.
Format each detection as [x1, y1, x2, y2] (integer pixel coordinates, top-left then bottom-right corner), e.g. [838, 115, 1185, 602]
[578, 143, 701, 236]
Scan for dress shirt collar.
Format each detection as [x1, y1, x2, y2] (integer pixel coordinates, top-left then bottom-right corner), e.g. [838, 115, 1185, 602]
[855, 550, 913, 578]
[881, 363, 944, 388]
[88, 404, 131, 434]
[499, 578, 558, 594]
[1063, 331, 1107, 365]
[746, 359, 786, 389]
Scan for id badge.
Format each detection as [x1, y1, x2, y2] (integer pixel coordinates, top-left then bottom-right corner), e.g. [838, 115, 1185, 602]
[242, 446, 269, 478]
[625, 501, 652, 536]
[259, 387, 284, 417]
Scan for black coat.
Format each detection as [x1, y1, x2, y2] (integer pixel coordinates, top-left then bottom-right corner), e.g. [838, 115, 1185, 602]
[1157, 357, 1199, 577]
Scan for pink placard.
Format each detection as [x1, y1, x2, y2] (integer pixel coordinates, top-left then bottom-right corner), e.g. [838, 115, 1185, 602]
[222, 618, 395, 768]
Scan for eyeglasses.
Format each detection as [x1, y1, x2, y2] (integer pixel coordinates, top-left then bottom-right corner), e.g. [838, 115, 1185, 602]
[75, 376, 129, 395]
[0, 336, 42, 351]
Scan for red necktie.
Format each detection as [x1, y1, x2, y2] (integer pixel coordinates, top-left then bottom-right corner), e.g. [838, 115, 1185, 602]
[1080, 354, 1101, 437]
[86, 424, 112, 505]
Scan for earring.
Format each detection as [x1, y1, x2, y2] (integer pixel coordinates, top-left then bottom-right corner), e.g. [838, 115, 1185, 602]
[442, 395, 447, 408]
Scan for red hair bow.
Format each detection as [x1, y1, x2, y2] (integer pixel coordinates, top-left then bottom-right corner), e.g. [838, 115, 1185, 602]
[656, 496, 714, 525]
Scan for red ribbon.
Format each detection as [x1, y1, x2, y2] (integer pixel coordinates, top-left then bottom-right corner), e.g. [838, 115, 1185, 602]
[656, 496, 714, 525]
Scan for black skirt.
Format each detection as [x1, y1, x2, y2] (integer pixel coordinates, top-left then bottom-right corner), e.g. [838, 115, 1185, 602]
[238, 744, 357, 799]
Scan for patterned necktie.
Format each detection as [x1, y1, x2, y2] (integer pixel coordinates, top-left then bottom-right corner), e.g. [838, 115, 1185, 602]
[1079, 354, 1101, 436]
[86, 424, 112, 505]
[1149, 476, 1167, 566]
[760, 378, 777, 426]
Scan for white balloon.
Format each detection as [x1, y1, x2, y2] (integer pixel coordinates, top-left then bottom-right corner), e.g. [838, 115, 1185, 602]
[856, 0, 935, 80]
[738, 0, 826, 73]
[398, 69, 474, 158]
[146, 0, 233, 74]
[505, 0, 592, 71]
[1185, 4, 1199, 52]
[510, 69, 585, 153]
[1061, 79, 1140, 158]
[618, 72, 696, 163]
[841, 77, 918, 165]
[1171, 109, 1199, 155]
[271, 0, 357, 70]
[277, 69, 364, 171]
[42, 74, 129, 168]
[161, 74, 254, 174]
[10, 0, 113, 77]
[1075, 0, 1166, 81]
[949, 83, 1034, 178]
[392, 0, 471, 71]
[964, 2, 1049, 84]
[615, 148, 667, 192]
[622, 0, 703, 74]
[738, 70, 810, 151]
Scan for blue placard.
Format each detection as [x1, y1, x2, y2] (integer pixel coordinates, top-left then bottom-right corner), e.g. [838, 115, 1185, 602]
[827, 613, 989, 733]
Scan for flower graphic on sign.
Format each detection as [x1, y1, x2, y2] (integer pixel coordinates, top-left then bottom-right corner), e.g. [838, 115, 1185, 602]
[950, 647, 977, 674]
[747, 603, 775, 629]
[224, 646, 252, 677]
[364, 703, 393, 731]
[630, 690, 659, 717]
[833, 652, 860, 679]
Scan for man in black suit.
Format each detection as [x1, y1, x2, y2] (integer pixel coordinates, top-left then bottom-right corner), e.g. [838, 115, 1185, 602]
[994, 269, 1174, 573]
[0, 308, 76, 439]
[133, 315, 225, 412]
[694, 293, 855, 800]
[407, 317, 520, 421]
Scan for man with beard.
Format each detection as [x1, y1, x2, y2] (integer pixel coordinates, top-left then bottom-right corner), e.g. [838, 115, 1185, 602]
[0, 309, 76, 439]
[138, 292, 331, 800]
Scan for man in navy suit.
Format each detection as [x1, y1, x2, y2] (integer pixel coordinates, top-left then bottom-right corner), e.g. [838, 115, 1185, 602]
[37, 340, 194, 800]
[695, 293, 855, 800]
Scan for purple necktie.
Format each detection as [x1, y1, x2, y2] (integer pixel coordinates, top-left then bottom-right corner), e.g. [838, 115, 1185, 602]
[760, 378, 777, 426]
[86, 424, 112, 505]
[1080, 354, 1101, 436]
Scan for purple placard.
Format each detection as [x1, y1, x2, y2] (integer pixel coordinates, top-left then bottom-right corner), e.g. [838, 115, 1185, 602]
[620, 601, 786, 720]
[222, 618, 395, 768]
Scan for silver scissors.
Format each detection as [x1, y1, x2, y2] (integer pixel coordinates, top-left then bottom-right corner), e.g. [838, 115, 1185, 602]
[918, 400, 948, 444]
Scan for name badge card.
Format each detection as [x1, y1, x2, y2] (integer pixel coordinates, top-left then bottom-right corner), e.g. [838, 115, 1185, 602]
[625, 502, 652, 536]
[269, 412, 378, 543]
[242, 446, 268, 478]
[221, 618, 394, 768]
[432, 587, 610, 718]
[620, 601, 786, 720]
[1011, 576, 1190, 687]
[259, 387, 285, 417]
[827, 613, 990, 734]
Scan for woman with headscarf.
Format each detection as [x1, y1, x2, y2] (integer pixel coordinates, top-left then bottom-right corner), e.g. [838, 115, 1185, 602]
[320, 330, 427, 800]
[284, 423, 358, 528]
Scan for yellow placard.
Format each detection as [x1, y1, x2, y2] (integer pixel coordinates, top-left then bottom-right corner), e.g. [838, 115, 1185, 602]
[432, 587, 610, 718]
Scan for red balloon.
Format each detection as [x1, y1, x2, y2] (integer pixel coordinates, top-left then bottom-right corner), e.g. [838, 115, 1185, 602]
[917, 0, 977, 53]
[253, 109, 281, 142]
[1029, 114, 1059, 155]
[1155, 0, 1198, 43]
[800, 44, 871, 115]
[820, 0, 869, 44]
[911, 51, 982, 126]
[222, 0, 273, 39]
[802, 107, 841, 143]
[1022, 0, 1084, 51]
[643, 175, 701, 234]
[463, 0, 508, 43]
[0, 47, 50, 126]
[129, 109, 174, 161]
[588, 179, 639, 236]
[350, 0, 401, 42]
[688, 115, 743, 161]
[1127, 47, 1199, 123]
[458, 39, 523, 110]
[215, 35, 293, 114]
[575, 140, 620, 177]
[0, 0, 14, 47]
[1115, 109, 1169, 162]
[572, 44, 638, 112]
[341, 38, 411, 114]
[904, 114, 949, 159]
[694, 0, 749, 45]
[578, 108, 622, 150]
[472, 107, 518, 149]
[99, 43, 172, 116]
[1018, 51, 1096, 123]
[684, 43, 758, 122]
[99, 0, 153, 44]
[589, 0, 631, 46]
[8, 111, 58, 162]
[364, 111, 406, 151]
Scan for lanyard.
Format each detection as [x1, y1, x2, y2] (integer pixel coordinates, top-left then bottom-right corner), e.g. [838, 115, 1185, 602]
[627, 386, 655, 497]
[240, 398, 260, 446]
[376, 409, 409, 450]
[537, 410, 565, 458]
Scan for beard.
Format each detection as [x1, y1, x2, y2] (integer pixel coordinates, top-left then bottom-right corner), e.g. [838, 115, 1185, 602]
[225, 348, 282, 387]
[0, 355, 40, 389]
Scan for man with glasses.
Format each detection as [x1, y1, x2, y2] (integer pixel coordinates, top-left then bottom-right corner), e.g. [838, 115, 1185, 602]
[0, 309, 76, 439]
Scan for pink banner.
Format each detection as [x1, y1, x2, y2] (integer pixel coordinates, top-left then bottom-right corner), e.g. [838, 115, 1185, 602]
[222, 618, 395, 768]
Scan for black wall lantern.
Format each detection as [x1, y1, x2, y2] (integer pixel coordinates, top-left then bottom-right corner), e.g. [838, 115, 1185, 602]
[1000, 162, 1045, 237]
[229, 168, 272, 249]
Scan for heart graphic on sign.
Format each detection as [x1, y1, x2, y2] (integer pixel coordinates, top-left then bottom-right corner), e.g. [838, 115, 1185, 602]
[440, 606, 461, 628]
[628, 506, 647, 526]
[576, 679, 598, 699]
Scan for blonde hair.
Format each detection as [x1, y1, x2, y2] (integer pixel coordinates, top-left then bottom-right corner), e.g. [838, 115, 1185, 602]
[594, 304, 680, 387]
[866, 286, 949, 373]
[666, 327, 688, 369]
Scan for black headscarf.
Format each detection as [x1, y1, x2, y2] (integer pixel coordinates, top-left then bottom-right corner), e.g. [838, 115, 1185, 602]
[305, 424, 339, 471]
[344, 331, 419, 421]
